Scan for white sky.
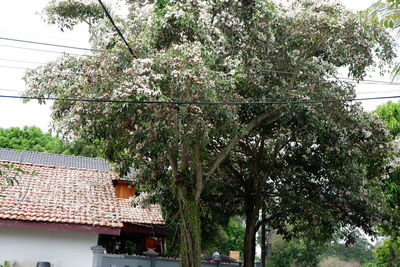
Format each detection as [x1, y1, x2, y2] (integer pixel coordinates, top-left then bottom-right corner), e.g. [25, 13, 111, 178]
[0, 0, 396, 132]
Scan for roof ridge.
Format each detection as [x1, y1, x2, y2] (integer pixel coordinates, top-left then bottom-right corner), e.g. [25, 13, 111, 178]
[0, 159, 114, 172]
[0, 148, 110, 171]
[15, 148, 106, 161]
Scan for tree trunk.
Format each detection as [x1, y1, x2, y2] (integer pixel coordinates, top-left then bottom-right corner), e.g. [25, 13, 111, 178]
[176, 185, 202, 267]
[261, 205, 266, 267]
[244, 213, 258, 267]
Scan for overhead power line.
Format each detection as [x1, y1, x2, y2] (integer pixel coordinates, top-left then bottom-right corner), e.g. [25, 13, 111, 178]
[1, 36, 400, 86]
[1, 94, 400, 105]
[0, 38, 128, 57]
[0, 44, 84, 56]
[97, 0, 135, 57]
[0, 28, 89, 44]
[0, 58, 46, 65]
[339, 77, 399, 85]
[0, 88, 24, 93]
[0, 37, 92, 52]
[0, 65, 30, 70]
[1, 85, 399, 97]
[1, 59, 400, 87]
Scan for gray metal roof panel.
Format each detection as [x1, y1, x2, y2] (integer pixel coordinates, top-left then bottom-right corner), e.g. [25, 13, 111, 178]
[0, 148, 110, 171]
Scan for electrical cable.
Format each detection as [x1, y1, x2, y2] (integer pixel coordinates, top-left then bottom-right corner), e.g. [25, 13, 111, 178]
[1, 60, 400, 87]
[1, 94, 400, 105]
[0, 37, 92, 52]
[0, 44, 85, 56]
[0, 58, 46, 65]
[339, 77, 400, 85]
[0, 65, 30, 70]
[0, 88, 24, 93]
[357, 89, 400, 94]
[2, 37, 400, 86]
[1, 83, 398, 96]
[0, 28, 88, 44]
[97, 0, 135, 57]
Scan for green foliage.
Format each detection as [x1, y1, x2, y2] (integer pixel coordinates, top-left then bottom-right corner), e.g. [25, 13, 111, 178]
[202, 217, 245, 257]
[267, 233, 375, 267]
[368, 0, 400, 30]
[319, 257, 363, 267]
[268, 237, 324, 267]
[0, 261, 10, 267]
[366, 0, 400, 79]
[372, 101, 400, 237]
[0, 126, 64, 153]
[0, 126, 103, 158]
[375, 238, 400, 267]
[323, 235, 375, 265]
[44, 0, 104, 31]
[373, 101, 400, 137]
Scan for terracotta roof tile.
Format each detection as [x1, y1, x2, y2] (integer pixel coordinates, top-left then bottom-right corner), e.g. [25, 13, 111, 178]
[117, 198, 165, 225]
[0, 150, 165, 230]
[0, 161, 122, 228]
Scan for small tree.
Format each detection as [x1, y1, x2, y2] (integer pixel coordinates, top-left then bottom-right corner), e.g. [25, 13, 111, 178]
[375, 238, 400, 267]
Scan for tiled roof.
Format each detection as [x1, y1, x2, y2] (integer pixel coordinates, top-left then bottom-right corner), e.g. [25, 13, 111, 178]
[117, 198, 165, 225]
[0, 149, 165, 230]
[0, 162, 122, 228]
[0, 148, 110, 171]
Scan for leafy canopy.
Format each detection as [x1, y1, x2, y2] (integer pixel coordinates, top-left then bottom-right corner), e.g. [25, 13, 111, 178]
[23, 0, 395, 265]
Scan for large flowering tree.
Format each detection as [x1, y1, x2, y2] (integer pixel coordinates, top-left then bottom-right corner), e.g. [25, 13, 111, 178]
[24, 0, 394, 266]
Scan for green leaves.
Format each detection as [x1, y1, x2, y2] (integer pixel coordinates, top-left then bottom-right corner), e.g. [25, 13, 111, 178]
[44, 0, 105, 31]
[375, 238, 400, 267]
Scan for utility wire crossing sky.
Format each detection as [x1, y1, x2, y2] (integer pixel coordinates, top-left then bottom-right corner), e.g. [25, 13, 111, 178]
[1, 94, 400, 105]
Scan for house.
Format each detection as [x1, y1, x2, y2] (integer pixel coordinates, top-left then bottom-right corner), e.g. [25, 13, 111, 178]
[0, 148, 166, 267]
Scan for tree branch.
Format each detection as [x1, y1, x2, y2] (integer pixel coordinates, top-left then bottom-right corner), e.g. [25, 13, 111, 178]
[193, 144, 203, 201]
[288, 34, 328, 91]
[180, 143, 189, 172]
[167, 149, 178, 179]
[256, 214, 273, 232]
[204, 107, 283, 177]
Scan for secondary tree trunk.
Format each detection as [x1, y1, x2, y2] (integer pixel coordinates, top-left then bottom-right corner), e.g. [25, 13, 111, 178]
[243, 171, 262, 267]
[261, 205, 266, 267]
[244, 213, 258, 267]
[176, 185, 202, 267]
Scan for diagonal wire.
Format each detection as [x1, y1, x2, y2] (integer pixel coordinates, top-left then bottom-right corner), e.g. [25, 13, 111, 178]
[97, 0, 135, 58]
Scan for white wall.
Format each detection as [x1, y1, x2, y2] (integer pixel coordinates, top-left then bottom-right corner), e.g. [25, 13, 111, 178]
[0, 226, 98, 267]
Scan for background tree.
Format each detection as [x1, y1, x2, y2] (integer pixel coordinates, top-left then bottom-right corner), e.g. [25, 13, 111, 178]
[201, 217, 246, 257]
[0, 126, 64, 153]
[372, 101, 400, 237]
[217, 101, 391, 266]
[323, 233, 376, 266]
[265, 231, 375, 267]
[0, 126, 103, 157]
[268, 237, 324, 267]
[24, 1, 394, 266]
[375, 238, 400, 267]
[374, 101, 400, 137]
[367, 0, 400, 79]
